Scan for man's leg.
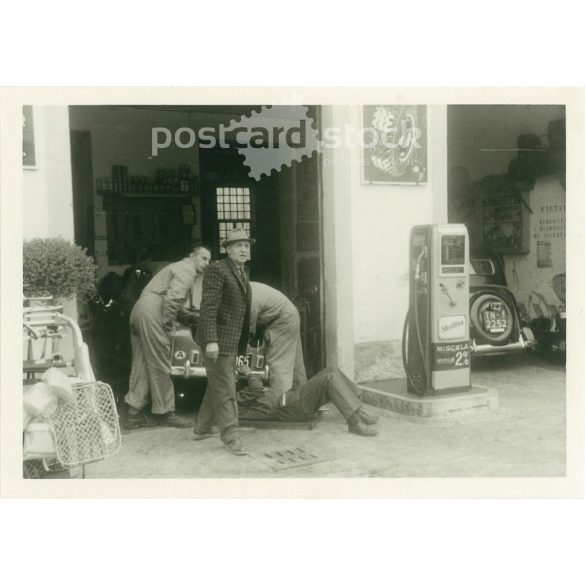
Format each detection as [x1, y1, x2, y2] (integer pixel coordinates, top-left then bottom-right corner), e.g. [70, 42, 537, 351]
[195, 375, 215, 431]
[326, 369, 364, 420]
[264, 311, 302, 395]
[125, 327, 151, 412]
[327, 368, 379, 433]
[272, 368, 336, 421]
[274, 367, 377, 436]
[124, 312, 158, 430]
[135, 312, 175, 415]
[329, 368, 379, 425]
[200, 354, 240, 444]
[126, 297, 190, 428]
[292, 332, 307, 390]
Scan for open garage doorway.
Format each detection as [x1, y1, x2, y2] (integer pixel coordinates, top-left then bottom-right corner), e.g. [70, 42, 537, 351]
[69, 105, 325, 390]
[447, 105, 566, 359]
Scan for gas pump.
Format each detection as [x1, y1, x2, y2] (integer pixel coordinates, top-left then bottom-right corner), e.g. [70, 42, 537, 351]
[402, 224, 471, 395]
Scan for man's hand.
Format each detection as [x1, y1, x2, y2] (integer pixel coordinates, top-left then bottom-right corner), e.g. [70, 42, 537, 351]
[205, 342, 219, 361]
[177, 308, 199, 327]
[237, 364, 252, 377]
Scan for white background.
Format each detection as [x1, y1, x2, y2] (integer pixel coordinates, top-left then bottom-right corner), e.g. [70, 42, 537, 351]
[1, 1, 584, 584]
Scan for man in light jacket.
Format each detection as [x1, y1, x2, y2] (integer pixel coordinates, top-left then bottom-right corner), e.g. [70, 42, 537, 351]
[124, 246, 211, 430]
[250, 282, 307, 400]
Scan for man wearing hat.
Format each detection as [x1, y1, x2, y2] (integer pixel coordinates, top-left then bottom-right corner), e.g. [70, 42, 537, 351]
[194, 228, 254, 456]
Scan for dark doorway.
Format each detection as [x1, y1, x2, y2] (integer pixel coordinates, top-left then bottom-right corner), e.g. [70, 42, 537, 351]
[197, 113, 324, 376]
[199, 143, 282, 289]
[70, 130, 95, 255]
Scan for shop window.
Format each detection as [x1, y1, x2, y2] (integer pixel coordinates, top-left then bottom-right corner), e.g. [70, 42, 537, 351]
[217, 187, 253, 253]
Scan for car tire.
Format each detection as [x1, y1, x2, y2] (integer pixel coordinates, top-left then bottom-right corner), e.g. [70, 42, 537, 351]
[470, 292, 515, 346]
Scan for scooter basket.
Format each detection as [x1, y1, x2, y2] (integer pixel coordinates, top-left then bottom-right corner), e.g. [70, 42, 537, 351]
[47, 381, 121, 468]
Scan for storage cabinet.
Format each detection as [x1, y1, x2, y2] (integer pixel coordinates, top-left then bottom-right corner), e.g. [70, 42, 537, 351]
[480, 192, 529, 254]
[99, 192, 193, 265]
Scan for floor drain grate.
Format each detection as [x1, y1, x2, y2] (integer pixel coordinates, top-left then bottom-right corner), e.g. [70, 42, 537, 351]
[258, 446, 333, 471]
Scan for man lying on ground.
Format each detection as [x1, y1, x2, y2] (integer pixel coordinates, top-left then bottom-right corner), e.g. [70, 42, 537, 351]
[193, 365, 380, 441]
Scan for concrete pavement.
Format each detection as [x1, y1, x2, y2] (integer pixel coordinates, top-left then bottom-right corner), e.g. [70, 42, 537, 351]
[86, 352, 566, 478]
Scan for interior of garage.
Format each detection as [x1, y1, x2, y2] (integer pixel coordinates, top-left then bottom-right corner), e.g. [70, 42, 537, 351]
[68, 105, 325, 396]
[447, 105, 566, 351]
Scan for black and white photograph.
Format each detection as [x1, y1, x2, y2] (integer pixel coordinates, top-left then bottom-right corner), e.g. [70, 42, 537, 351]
[0, 88, 582, 499]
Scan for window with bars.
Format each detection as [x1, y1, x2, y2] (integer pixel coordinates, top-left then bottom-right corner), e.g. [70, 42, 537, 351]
[217, 186, 252, 252]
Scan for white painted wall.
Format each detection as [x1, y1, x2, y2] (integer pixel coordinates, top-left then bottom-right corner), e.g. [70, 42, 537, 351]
[350, 105, 448, 343]
[23, 106, 74, 241]
[321, 105, 448, 375]
[22, 106, 78, 334]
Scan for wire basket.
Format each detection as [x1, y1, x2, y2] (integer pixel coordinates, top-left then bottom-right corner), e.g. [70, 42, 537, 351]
[48, 381, 121, 468]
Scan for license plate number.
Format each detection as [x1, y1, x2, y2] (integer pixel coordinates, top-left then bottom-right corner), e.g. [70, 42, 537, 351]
[236, 354, 252, 368]
[482, 309, 507, 333]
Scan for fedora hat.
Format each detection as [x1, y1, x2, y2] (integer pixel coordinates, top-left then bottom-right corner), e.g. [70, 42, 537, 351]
[222, 227, 256, 247]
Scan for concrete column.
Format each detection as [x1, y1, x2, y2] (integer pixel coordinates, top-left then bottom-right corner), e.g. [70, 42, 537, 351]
[430, 105, 448, 224]
[320, 106, 355, 378]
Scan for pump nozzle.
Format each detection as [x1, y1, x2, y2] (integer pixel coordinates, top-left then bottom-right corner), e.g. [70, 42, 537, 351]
[414, 248, 427, 281]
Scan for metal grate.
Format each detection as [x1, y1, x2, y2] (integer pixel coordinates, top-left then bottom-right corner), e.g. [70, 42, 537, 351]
[259, 446, 333, 471]
[48, 381, 121, 468]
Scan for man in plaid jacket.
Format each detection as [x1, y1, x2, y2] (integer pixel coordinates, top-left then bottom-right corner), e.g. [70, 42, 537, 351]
[195, 228, 254, 456]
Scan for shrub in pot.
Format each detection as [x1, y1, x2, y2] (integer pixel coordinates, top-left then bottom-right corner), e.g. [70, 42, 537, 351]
[23, 237, 97, 302]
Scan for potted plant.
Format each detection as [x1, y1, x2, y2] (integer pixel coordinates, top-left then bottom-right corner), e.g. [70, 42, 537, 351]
[23, 237, 97, 306]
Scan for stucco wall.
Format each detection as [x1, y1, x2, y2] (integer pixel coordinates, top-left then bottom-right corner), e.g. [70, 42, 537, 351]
[22, 105, 78, 339]
[23, 106, 74, 241]
[321, 105, 448, 381]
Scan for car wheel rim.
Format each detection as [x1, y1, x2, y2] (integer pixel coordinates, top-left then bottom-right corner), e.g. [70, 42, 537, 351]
[470, 293, 515, 345]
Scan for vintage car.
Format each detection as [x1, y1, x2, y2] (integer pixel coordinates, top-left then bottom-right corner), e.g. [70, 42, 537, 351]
[170, 324, 270, 383]
[91, 264, 270, 400]
[468, 249, 535, 356]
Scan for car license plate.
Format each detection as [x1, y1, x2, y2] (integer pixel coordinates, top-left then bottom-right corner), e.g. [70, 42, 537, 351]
[482, 308, 507, 333]
[236, 354, 253, 368]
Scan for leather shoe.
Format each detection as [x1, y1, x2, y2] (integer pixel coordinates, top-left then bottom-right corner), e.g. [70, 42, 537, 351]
[193, 426, 220, 440]
[358, 408, 379, 425]
[123, 412, 157, 430]
[348, 413, 378, 437]
[225, 437, 248, 456]
[155, 412, 193, 428]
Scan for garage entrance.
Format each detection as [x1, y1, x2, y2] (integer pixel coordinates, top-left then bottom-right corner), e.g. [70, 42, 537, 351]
[69, 105, 325, 384]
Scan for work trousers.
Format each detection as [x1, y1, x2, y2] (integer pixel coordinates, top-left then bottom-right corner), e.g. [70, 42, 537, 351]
[240, 367, 362, 422]
[125, 293, 175, 415]
[264, 309, 307, 395]
[196, 354, 239, 443]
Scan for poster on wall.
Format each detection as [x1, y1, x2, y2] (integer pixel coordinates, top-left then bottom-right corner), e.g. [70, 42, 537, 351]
[537, 240, 552, 268]
[362, 105, 427, 185]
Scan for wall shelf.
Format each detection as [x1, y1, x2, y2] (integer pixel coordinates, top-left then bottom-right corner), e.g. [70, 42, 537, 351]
[98, 190, 193, 198]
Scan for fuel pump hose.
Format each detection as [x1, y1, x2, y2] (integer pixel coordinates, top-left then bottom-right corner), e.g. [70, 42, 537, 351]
[402, 248, 428, 396]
